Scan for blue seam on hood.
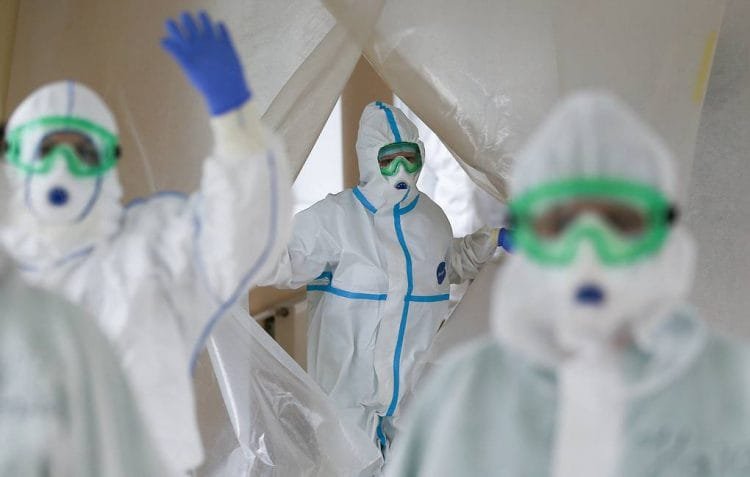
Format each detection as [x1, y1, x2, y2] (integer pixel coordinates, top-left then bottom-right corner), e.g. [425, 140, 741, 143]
[375, 101, 402, 142]
[74, 176, 103, 222]
[66, 81, 75, 116]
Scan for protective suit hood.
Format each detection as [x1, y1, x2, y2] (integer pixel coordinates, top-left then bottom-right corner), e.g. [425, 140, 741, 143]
[492, 91, 695, 364]
[355, 102, 424, 208]
[512, 91, 678, 200]
[1, 81, 123, 267]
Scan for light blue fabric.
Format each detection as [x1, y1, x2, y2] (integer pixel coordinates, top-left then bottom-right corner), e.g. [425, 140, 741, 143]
[0, 260, 166, 476]
[161, 11, 251, 115]
[385, 311, 750, 477]
[376, 101, 402, 142]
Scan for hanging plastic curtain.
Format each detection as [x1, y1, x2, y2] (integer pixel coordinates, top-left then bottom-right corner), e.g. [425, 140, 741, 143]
[325, 0, 725, 201]
[197, 307, 382, 476]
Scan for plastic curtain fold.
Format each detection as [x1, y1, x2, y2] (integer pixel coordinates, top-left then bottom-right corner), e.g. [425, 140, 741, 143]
[266, 0, 385, 179]
[324, 0, 725, 201]
[197, 307, 382, 477]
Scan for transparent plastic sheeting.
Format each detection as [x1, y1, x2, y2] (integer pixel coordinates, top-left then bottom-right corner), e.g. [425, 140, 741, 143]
[325, 0, 725, 201]
[197, 306, 382, 477]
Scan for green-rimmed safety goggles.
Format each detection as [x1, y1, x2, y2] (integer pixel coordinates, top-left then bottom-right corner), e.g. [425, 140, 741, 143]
[378, 141, 422, 176]
[508, 178, 678, 266]
[3, 116, 120, 178]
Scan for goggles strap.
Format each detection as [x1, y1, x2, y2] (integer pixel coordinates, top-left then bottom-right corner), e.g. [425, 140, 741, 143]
[0, 122, 6, 156]
[666, 205, 679, 225]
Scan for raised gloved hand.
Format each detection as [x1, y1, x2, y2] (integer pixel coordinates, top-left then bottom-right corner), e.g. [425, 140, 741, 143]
[161, 11, 251, 116]
[498, 227, 513, 253]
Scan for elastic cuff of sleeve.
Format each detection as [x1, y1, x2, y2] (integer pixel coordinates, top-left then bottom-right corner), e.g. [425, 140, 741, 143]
[210, 100, 266, 156]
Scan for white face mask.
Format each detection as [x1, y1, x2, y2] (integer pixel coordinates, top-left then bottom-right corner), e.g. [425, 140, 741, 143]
[383, 166, 420, 192]
[541, 243, 651, 350]
[491, 230, 696, 357]
[18, 160, 102, 225]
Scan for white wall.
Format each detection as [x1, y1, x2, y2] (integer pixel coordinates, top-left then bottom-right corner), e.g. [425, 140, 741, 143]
[291, 99, 343, 213]
[687, 0, 750, 337]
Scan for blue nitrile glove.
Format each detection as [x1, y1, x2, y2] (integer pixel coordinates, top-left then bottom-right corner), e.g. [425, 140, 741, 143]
[498, 227, 513, 253]
[161, 11, 251, 116]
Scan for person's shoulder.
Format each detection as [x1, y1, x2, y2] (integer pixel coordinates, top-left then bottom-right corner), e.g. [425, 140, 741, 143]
[414, 191, 443, 212]
[687, 326, 750, 441]
[677, 309, 750, 405]
[703, 326, 750, 376]
[295, 188, 357, 217]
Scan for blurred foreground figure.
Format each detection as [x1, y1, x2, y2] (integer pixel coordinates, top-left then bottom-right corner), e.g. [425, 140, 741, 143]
[0, 11, 288, 475]
[0, 250, 166, 476]
[260, 102, 509, 454]
[385, 92, 750, 477]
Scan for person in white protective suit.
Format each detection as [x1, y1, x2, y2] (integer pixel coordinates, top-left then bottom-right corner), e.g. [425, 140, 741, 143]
[0, 250, 167, 477]
[0, 11, 289, 475]
[259, 101, 510, 452]
[0, 166, 165, 477]
[384, 92, 750, 477]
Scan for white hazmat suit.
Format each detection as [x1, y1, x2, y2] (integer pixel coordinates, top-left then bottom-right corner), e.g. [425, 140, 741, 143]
[385, 92, 750, 477]
[260, 101, 500, 450]
[0, 81, 289, 474]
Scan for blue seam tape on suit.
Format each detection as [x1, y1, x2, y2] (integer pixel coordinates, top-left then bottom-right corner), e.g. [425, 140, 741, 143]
[398, 194, 420, 214]
[307, 286, 448, 303]
[353, 186, 377, 214]
[375, 101, 402, 142]
[408, 294, 450, 302]
[306, 285, 387, 301]
[387, 202, 413, 420]
[377, 416, 387, 448]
